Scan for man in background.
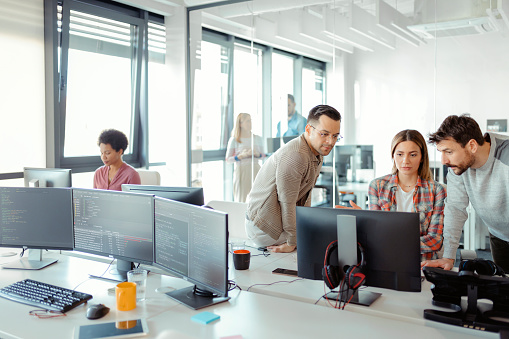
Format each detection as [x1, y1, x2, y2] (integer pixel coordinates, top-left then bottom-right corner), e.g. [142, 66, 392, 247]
[422, 114, 509, 272]
[246, 105, 342, 253]
[276, 94, 307, 137]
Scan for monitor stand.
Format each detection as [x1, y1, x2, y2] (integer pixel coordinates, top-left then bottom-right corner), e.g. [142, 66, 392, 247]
[1, 249, 57, 270]
[89, 259, 134, 282]
[165, 285, 230, 310]
[325, 289, 381, 307]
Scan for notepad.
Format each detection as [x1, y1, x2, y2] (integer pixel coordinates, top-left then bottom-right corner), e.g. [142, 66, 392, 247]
[191, 311, 220, 325]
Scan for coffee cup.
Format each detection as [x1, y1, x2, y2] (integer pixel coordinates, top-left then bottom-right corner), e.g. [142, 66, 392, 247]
[115, 281, 136, 311]
[233, 249, 250, 270]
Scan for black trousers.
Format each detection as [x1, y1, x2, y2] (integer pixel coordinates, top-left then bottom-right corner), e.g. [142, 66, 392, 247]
[489, 233, 509, 273]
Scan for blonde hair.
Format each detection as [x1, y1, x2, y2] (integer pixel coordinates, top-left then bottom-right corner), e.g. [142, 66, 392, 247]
[391, 130, 432, 181]
[232, 113, 251, 143]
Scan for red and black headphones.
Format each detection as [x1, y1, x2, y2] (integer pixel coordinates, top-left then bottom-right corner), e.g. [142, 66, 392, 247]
[322, 240, 366, 290]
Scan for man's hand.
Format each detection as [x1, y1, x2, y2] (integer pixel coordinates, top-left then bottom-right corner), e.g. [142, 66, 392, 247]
[334, 201, 361, 209]
[267, 243, 296, 253]
[421, 258, 455, 270]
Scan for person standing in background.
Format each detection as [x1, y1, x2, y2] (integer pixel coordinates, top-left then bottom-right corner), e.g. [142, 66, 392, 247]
[276, 94, 307, 137]
[225, 113, 264, 202]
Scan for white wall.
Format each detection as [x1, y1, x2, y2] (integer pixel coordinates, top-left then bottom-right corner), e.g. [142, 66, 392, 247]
[343, 32, 509, 177]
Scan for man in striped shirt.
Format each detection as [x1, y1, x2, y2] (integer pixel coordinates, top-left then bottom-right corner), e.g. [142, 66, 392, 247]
[245, 105, 342, 253]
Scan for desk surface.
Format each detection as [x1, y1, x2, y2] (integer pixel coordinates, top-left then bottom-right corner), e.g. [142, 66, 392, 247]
[0, 249, 499, 339]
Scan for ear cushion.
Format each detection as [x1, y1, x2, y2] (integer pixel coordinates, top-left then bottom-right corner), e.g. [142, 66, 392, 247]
[459, 259, 506, 277]
[322, 241, 341, 289]
[345, 264, 365, 290]
[322, 265, 342, 289]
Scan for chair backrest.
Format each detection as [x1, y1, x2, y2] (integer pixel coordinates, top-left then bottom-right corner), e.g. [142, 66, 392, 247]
[206, 200, 248, 240]
[137, 170, 161, 185]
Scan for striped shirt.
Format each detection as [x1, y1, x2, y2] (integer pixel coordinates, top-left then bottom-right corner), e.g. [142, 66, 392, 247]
[246, 134, 323, 246]
[368, 174, 446, 261]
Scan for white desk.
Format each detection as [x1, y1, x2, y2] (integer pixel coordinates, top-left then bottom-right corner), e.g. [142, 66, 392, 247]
[230, 249, 499, 337]
[148, 289, 491, 339]
[0, 249, 499, 339]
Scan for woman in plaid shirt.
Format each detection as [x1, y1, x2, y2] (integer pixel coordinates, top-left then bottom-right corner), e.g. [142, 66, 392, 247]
[343, 130, 446, 261]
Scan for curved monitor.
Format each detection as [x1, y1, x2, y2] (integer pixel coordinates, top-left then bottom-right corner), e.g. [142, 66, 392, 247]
[0, 187, 73, 269]
[122, 185, 204, 206]
[72, 188, 154, 281]
[296, 207, 421, 292]
[153, 197, 229, 309]
[23, 167, 72, 188]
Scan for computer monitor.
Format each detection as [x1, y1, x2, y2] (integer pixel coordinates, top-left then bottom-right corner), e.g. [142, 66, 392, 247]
[23, 167, 72, 187]
[121, 185, 204, 206]
[153, 197, 230, 310]
[296, 207, 421, 292]
[0, 187, 73, 269]
[72, 188, 154, 282]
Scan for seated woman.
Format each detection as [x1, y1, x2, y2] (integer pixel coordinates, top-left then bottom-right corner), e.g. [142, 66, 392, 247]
[340, 130, 446, 261]
[93, 129, 141, 191]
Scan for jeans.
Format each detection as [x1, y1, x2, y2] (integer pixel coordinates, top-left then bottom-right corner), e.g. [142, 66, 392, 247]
[489, 233, 509, 273]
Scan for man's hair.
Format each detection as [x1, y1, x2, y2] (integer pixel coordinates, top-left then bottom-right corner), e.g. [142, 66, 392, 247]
[391, 129, 431, 181]
[97, 129, 129, 153]
[288, 94, 295, 103]
[307, 105, 341, 124]
[428, 114, 484, 147]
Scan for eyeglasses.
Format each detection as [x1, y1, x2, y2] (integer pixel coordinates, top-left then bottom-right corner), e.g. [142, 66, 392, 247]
[29, 309, 67, 319]
[309, 125, 343, 143]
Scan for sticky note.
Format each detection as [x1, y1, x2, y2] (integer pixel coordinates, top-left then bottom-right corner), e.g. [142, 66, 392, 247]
[191, 311, 220, 325]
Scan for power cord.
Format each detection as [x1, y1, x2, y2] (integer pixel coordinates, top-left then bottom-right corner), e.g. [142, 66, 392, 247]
[246, 278, 303, 292]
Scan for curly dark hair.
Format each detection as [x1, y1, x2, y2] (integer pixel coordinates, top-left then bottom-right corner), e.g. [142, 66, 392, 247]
[97, 129, 129, 153]
[428, 114, 485, 147]
[307, 105, 341, 124]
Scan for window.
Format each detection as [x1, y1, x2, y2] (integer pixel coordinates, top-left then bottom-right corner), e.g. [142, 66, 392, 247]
[271, 52, 294, 137]
[63, 9, 139, 158]
[302, 59, 325, 115]
[47, 0, 164, 172]
[147, 21, 168, 165]
[193, 29, 325, 202]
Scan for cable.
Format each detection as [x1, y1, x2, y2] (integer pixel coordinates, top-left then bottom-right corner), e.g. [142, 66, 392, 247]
[228, 280, 241, 291]
[246, 278, 303, 292]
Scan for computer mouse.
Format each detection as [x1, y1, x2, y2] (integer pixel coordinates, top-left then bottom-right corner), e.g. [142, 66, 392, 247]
[86, 303, 110, 320]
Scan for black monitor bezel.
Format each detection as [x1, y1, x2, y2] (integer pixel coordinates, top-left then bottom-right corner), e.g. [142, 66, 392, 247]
[23, 167, 72, 188]
[72, 188, 155, 266]
[121, 184, 204, 206]
[0, 187, 74, 251]
[296, 206, 421, 292]
[153, 197, 229, 299]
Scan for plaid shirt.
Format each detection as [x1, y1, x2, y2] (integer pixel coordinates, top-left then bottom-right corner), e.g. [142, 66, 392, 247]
[368, 174, 446, 261]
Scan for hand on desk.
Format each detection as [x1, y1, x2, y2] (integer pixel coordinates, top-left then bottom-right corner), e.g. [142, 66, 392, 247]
[334, 201, 361, 209]
[267, 243, 296, 253]
[421, 258, 454, 270]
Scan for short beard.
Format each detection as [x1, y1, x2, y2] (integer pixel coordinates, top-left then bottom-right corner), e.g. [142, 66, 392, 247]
[448, 150, 475, 175]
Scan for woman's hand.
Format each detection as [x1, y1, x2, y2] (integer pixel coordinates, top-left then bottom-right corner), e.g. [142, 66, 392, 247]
[334, 201, 362, 209]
